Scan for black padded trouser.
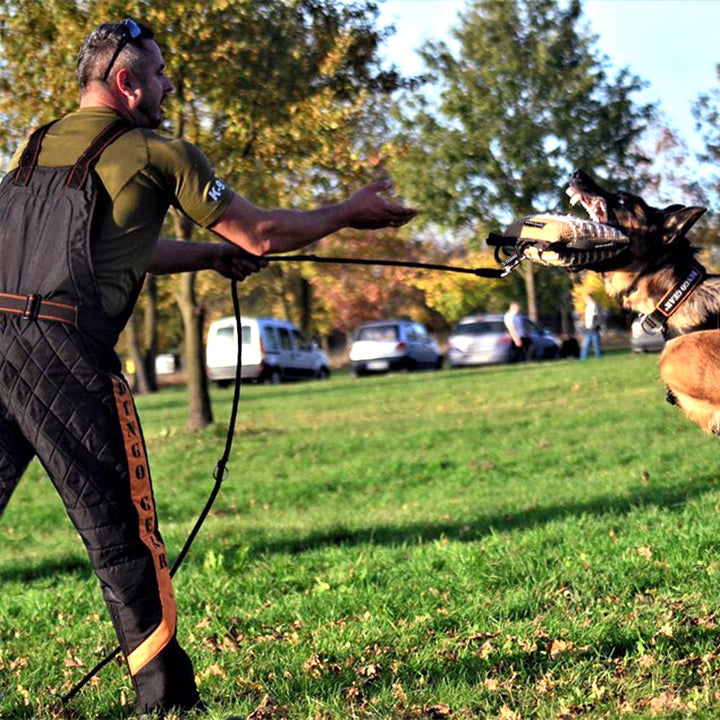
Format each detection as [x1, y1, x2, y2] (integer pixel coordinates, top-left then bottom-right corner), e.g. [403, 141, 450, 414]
[0, 317, 200, 714]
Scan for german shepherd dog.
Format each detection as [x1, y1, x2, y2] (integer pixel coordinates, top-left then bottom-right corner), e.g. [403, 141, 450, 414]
[558, 169, 720, 434]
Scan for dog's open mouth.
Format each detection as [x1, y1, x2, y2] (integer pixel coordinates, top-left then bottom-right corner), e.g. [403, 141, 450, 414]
[566, 186, 608, 224]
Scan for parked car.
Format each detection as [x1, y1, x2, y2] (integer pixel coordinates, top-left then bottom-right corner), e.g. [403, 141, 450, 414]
[349, 319, 443, 376]
[447, 313, 560, 367]
[206, 316, 330, 385]
[631, 317, 666, 353]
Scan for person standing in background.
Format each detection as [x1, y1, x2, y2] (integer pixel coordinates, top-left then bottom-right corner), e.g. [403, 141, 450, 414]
[580, 294, 603, 359]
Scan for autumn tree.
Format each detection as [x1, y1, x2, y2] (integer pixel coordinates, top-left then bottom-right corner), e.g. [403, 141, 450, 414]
[0, 0, 411, 429]
[391, 0, 654, 321]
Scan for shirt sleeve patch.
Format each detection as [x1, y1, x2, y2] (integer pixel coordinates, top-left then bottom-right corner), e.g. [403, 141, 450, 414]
[207, 178, 227, 203]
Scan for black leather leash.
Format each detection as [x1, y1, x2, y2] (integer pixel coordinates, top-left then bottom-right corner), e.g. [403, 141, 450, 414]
[263, 251, 524, 277]
[62, 248, 522, 706]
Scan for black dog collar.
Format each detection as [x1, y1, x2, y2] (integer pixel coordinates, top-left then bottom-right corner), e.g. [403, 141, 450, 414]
[640, 261, 706, 334]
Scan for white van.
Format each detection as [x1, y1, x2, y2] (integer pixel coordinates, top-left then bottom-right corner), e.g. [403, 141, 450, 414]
[206, 316, 330, 385]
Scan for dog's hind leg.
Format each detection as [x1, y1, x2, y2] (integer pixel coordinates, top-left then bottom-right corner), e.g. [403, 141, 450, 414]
[659, 331, 720, 434]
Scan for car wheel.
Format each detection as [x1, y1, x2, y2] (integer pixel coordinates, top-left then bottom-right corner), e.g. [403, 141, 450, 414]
[264, 368, 282, 384]
[434, 356, 444, 370]
[315, 366, 330, 380]
[215, 379, 232, 388]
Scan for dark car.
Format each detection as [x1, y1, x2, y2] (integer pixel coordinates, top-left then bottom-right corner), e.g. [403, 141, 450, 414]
[447, 313, 560, 367]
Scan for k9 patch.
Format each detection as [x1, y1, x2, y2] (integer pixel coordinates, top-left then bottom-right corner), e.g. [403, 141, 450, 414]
[207, 178, 227, 203]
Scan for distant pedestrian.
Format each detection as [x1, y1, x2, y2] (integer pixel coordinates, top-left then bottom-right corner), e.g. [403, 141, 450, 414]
[504, 301, 531, 361]
[580, 294, 603, 359]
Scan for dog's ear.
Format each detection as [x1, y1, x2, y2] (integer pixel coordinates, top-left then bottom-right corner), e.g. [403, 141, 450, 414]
[661, 205, 706, 243]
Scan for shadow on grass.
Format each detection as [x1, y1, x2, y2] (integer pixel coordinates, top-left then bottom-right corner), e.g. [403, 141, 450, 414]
[5, 473, 717, 583]
[0, 554, 91, 584]
[239, 472, 720, 558]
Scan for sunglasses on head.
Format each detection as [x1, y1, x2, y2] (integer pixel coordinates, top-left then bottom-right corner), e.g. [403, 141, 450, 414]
[102, 18, 143, 82]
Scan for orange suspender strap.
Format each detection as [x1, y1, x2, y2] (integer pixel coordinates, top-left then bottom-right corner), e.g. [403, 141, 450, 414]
[111, 376, 177, 675]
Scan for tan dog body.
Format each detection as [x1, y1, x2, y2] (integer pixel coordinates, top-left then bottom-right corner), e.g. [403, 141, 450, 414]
[617, 272, 720, 434]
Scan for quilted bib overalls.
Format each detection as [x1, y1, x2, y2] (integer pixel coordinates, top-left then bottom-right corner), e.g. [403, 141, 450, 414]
[0, 121, 200, 714]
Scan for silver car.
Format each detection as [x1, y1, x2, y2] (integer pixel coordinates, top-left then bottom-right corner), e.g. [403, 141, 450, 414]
[349, 320, 443, 376]
[448, 314, 560, 367]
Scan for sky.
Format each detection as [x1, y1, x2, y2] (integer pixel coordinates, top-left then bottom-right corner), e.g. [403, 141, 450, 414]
[376, 0, 720, 156]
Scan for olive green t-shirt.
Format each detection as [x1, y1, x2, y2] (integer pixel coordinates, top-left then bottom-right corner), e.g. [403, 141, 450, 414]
[7, 107, 234, 317]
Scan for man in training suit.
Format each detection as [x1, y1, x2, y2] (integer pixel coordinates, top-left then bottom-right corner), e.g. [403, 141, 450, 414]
[0, 19, 416, 717]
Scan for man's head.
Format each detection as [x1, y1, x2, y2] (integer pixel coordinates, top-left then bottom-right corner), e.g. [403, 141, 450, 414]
[77, 19, 173, 128]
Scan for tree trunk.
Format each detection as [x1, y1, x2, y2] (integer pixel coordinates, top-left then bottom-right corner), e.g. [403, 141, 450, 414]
[142, 275, 159, 392]
[126, 309, 151, 394]
[170, 212, 213, 431]
[523, 264, 538, 322]
[300, 276, 312, 336]
[177, 271, 213, 430]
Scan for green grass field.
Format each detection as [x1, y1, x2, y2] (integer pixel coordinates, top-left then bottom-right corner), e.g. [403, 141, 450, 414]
[3, 352, 720, 719]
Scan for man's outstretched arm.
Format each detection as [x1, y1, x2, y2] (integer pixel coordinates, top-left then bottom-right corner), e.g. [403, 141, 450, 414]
[208, 179, 417, 256]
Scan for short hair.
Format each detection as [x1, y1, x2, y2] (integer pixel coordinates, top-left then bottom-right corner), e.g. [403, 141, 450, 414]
[76, 20, 154, 89]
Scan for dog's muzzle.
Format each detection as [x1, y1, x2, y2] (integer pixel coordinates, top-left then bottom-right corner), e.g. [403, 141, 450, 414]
[487, 213, 632, 272]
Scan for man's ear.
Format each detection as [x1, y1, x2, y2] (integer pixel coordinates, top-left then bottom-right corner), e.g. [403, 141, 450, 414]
[114, 68, 136, 96]
[661, 205, 706, 243]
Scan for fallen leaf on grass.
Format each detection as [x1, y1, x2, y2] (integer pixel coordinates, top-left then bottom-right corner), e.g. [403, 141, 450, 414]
[247, 693, 289, 719]
[201, 663, 228, 680]
[637, 546, 653, 561]
[654, 622, 674, 639]
[357, 663, 380, 679]
[63, 654, 85, 668]
[478, 640, 495, 658]
[648, 691, 685, 712]
[548, 639, 574, 657]
[303, 653, 341, 678]
[638, 654, 655, 668]
[17, 685, 30, 706]
[497, 705, 521, 720]
[424, 702, 452, 718]
[10, 657, 28, 671]
[536, 673, 555, 694]
[392, 682, 408, 704]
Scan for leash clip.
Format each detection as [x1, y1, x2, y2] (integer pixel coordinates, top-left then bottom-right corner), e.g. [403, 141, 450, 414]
[22, 294, 42, 321]
[639, 313, 665, 335]
[498, 251, 525, 277]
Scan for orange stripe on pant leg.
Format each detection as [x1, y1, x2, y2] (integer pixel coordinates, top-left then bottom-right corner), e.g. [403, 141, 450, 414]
[112, 376, 176, 676]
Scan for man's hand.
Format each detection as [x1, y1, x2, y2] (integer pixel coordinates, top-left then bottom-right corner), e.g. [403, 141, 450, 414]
[213, 244, 267, 280]
[344, 179, 418, 230]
